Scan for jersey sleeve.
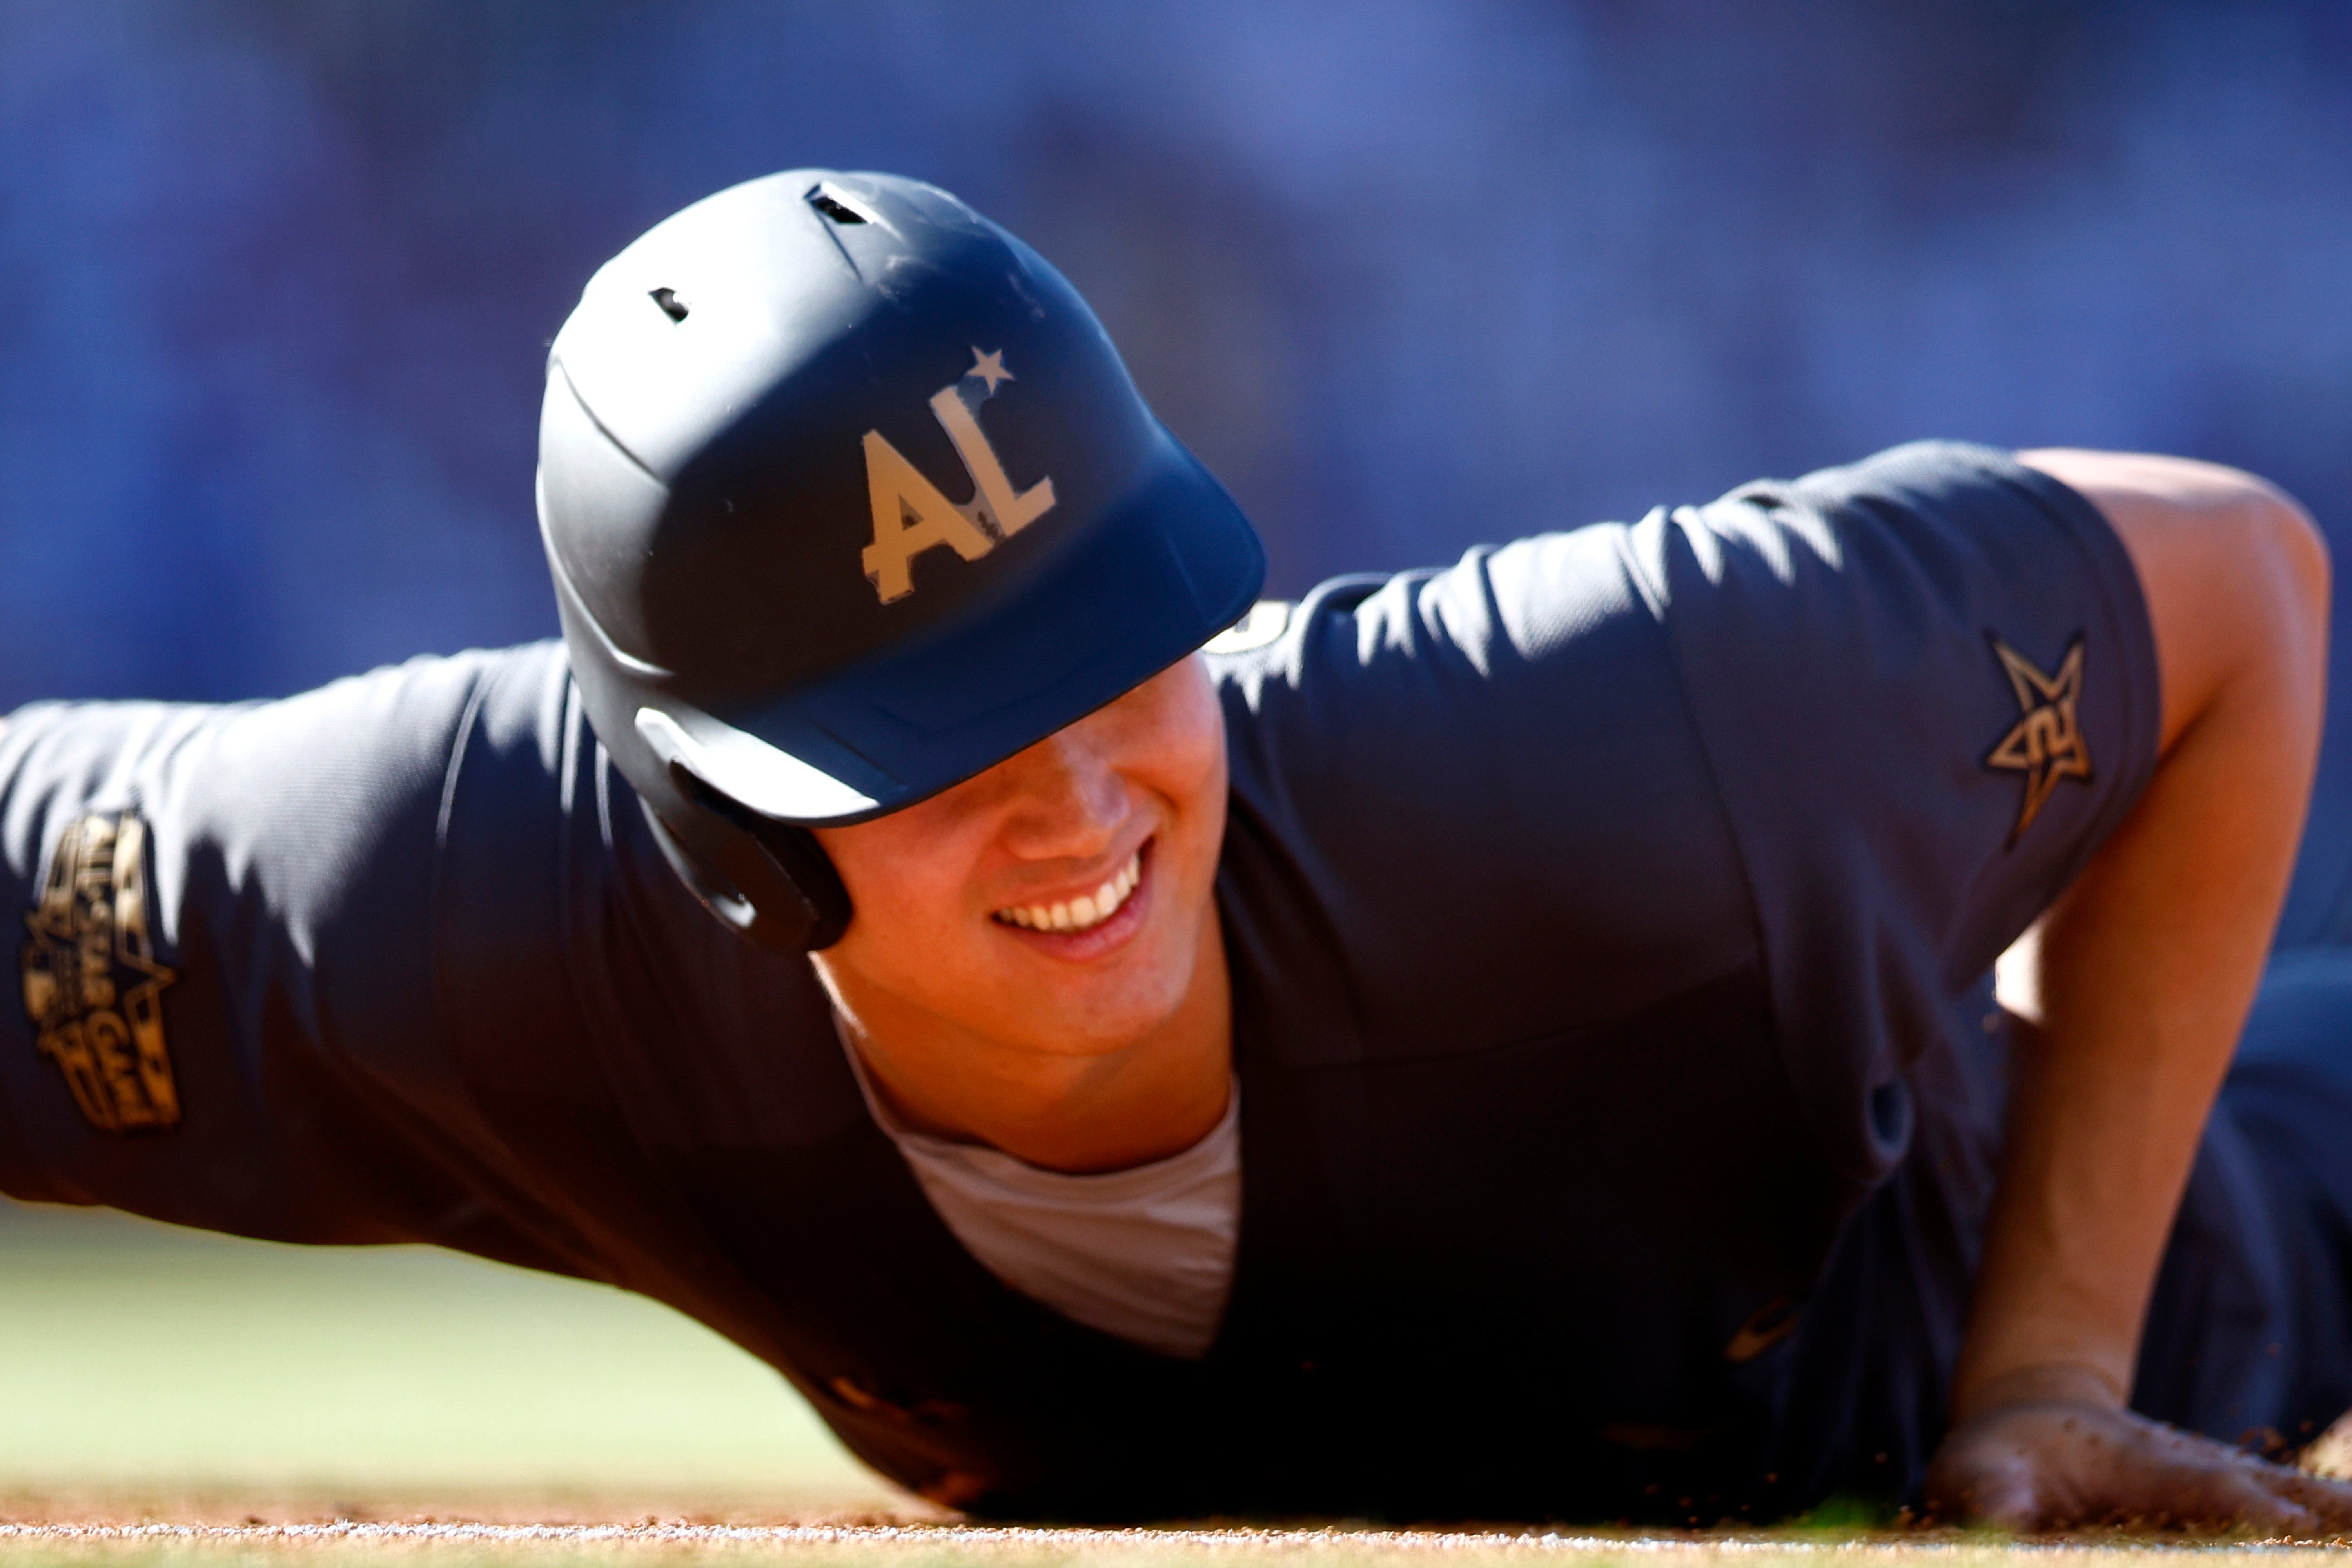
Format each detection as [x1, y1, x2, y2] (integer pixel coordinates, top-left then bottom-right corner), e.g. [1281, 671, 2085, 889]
[0, 644, 599, 1265]
[1630, 441, 2163, 1189]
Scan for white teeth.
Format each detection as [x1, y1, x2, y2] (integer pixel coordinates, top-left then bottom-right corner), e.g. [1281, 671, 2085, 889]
[996, 851, 1145, 934]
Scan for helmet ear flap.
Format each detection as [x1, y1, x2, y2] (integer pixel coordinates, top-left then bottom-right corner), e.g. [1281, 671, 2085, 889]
[644, 766, 853, 952]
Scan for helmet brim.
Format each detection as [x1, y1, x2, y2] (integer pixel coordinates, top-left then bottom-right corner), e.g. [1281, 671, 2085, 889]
[664, 425, 1265, 826]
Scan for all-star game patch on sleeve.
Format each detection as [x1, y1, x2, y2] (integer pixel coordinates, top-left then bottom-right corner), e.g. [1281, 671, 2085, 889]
[20, 811, 180, 1133]
[1628, 441, 2164, 1193]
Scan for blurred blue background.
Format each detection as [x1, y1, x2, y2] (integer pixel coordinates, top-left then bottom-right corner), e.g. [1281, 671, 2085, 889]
[5, 0, 2350, 708]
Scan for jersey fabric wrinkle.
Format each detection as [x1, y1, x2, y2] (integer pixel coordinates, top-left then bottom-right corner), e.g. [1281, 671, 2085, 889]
[2, 441, 2340, 1522]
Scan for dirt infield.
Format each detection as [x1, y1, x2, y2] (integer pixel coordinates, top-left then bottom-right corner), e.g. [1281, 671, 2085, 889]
[0, 1475, 2342, 1566]
[0, 1519, 2348, 1568]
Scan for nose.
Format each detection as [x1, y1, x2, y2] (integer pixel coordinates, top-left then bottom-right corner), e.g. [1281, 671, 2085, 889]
[994, 722, 1131, 864]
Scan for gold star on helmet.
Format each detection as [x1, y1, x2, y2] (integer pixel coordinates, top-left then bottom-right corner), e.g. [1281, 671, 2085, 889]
[1985, 635, 2092, 845]
[965, 347, 1014, 396]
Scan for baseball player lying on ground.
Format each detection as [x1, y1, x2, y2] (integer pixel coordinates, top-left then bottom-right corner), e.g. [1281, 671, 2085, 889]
[4, 170, 2349, 1531]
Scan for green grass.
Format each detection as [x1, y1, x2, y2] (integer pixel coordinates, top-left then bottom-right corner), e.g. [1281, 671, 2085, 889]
[0, 1201, 2340, 1562]
[0, 1199, 891, 1509]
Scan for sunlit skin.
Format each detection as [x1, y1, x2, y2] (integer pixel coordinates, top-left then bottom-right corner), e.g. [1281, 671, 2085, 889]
[810, 656, 1233, 1174]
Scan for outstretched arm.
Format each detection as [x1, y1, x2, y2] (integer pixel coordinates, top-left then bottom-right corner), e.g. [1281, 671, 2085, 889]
[1926, 450, 2343, 1530]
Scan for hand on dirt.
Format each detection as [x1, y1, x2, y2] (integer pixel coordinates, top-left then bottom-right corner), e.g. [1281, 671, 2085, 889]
[1924, 1400, 2352, 1535]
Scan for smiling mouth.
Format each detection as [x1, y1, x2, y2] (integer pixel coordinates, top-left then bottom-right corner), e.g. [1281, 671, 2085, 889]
[992, 848, 1145, 934]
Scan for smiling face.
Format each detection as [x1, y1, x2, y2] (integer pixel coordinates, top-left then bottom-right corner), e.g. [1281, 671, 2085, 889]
[809, 656, 1229, 1062]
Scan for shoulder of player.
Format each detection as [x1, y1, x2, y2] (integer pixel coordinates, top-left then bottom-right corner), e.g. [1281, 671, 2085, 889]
[1205, 535, 1758, 1058]
[1203, 525, 1654, 692]
[1206, 526, 1735, 903]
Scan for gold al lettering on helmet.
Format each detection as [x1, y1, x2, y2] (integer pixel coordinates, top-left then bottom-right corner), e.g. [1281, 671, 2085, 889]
[861, 348, 1056, 603]
[21, 812, 180, 1132]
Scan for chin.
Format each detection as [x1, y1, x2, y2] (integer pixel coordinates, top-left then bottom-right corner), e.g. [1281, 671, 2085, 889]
[1009, 991, 1188, 1058]
[996, 953, 1197, 1056]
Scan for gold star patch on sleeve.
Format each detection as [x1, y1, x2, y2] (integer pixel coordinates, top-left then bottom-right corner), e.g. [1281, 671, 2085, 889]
[1984, 634, 2092, 846]
[20, 813, 180, 1132]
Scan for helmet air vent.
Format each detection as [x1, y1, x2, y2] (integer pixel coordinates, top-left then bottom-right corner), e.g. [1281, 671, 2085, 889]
[649, 287, 690, 322]
[807, 188, 870, 225]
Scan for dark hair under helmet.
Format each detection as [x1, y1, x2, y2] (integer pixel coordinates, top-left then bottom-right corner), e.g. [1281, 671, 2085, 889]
[539, 171, 1265, 952]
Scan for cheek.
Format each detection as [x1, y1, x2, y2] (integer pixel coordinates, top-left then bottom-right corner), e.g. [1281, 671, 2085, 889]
[1167, 706, 1229, 838]
[815, 821, 983, 973]
[855, 863, 967, 942]
[1127, 665, 1227, 815]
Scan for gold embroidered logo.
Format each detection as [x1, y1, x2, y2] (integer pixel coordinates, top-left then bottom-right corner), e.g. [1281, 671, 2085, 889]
[21, 813, 179, 1131]
[1985, 635, 2092, 845]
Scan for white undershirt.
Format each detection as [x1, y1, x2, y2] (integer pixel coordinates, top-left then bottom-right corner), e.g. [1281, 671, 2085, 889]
[838, 1031, 1241, 1361]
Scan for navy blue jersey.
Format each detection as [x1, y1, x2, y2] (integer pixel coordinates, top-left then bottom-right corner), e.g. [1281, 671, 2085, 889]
[2, 439, 2304, 1522]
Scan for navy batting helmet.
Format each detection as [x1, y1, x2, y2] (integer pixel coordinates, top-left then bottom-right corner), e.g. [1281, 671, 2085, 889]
[539, 171, 1265, 951]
